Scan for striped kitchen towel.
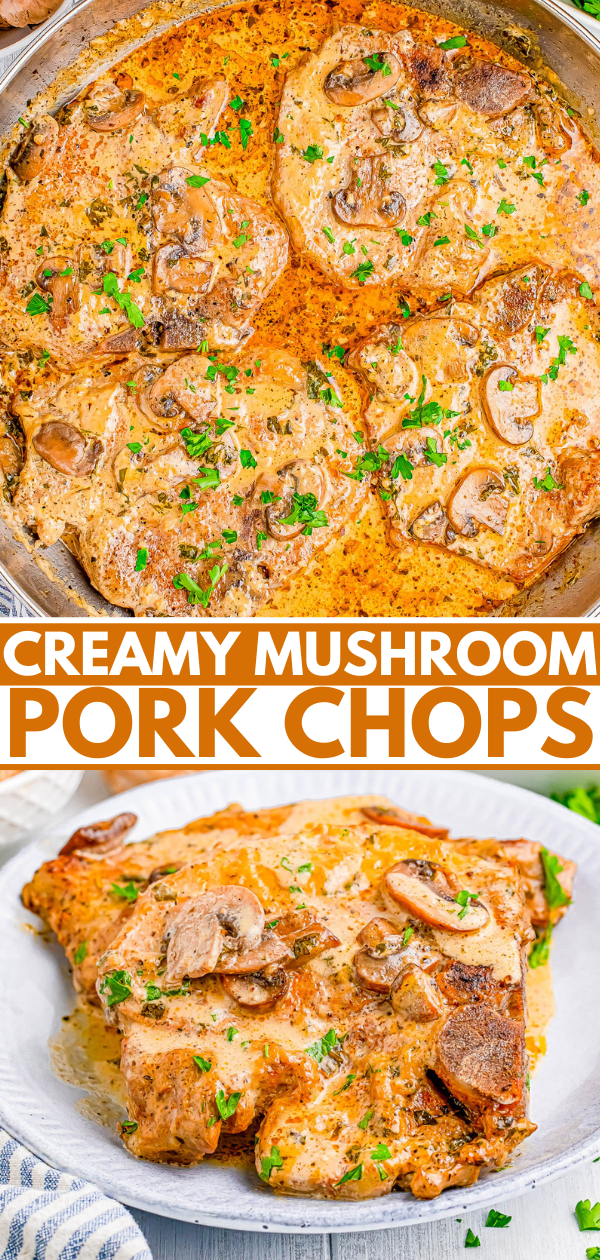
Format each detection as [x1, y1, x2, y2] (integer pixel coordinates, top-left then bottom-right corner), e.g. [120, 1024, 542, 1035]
[0, 1128, 152, 1260]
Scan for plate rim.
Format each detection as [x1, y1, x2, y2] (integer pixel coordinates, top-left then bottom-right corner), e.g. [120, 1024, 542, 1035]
[1, 767, 599, 1233]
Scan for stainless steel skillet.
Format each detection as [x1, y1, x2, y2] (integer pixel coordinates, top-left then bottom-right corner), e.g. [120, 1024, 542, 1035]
[0, 0, 599, 617]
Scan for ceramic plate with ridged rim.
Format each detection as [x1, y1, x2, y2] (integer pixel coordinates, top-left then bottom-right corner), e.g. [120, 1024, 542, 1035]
[0, 768, 598, 1233]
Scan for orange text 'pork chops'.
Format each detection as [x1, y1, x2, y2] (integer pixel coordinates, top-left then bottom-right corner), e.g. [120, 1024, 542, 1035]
[1, 0, 600, 615]
[22, 793, 574, 1201]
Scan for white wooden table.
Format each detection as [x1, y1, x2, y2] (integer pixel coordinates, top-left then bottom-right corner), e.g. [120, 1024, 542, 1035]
[0, 769, 594, 1260]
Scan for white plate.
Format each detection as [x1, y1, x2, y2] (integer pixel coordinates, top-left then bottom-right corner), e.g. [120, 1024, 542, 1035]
[0, 769, 598, 1233]
[0, 768, 83, 850]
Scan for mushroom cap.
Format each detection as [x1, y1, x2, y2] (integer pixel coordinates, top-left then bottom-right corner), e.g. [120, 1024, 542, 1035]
[333, 157, 406, 230]
[152, 244, 213, 296]
[360, 803, 449, 840]
[33, 421, 102, 477]
[410, 500, 448, 544]
[86, 87, 146, 132]
[391, 965, 444, 1021]
[371, 100, 423, 143]
[447, 468, 507, 537]
[59, 811, 137, 856]
[221, 968, 289, 1009]
[353, 946, 407, 993]
[353, 916, 440, 993]
[323, 53, 402, 106]
[152, 167, 220, 249]
[165, 885, 265, 986]
[11, 114, 58, 181]
[383, 860, 490, 932]
[482, 364, 540, 446]
[436, 1003, 525, 1104]
[265, 459, 327, 542]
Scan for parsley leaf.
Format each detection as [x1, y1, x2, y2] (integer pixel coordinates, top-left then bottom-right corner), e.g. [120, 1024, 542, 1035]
[303, 144, 323, 163]
[535, 325, 550, 344]
[305, 1028, 343, 1062]
[465, 1229, 480, 1248]
[110, 881, 139, 902]
[433, 159, 450, 186]
[260, 1145, 284, 1180]
[455, 889, 480, 920]
[278, 492, 328, 535]
[350, 259, 375, 283]
[533, 467, 562, 492]
[540, 846, 570, 908]
[240, 448, 257, 469]
[482, 223, 498, 237]
[576, 1201, 600, 1230]
[216, 1088, 242, 1119]
[240, 118, 253, 149]
[135, 547, 148, 572]
[497, 198, 516, 215]
[578, 189, 590, 206]
[363, 53, 391, 75]
[26, 293, 52, 316]
[102, 271, 144, 328]
[100, 970, 132, 1006]
[529, 925, 552, 968]
[186, 174, 211, 188]
[335, 1163, 363, 1186]
[172, 563, 227, 608]
[193, 1054, 212, 1072]
[580, 280, 594, 300]
[439, 34, 467, 49]
[486, 1209, 511, 1227]
[73, 941, 87, 964]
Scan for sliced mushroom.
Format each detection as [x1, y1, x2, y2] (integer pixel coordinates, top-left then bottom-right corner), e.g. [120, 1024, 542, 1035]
[11, 114, 58, 181]
[33, 421, 103, 477]
[333, 157, 405, 229]
[418, 98, 457, 129]
[152, 244, 213, 296]
[214, 932, 292, 975]
[274, 909, 341, 966]
[353, 917, 440, 994]
[383, 860, 490, 932]
[455, 60, 533, 118]
[165, 885, 265, 986]
[436, 1004, 524, 1104]
[324, 53, 402, 106]
[34, 256, 79, 328]
[360, 804, 449, 840]
[59, 811, 137, 856]
[152, 167, 220, 250]
[265, 459, 327, 542]
[135, 358, 215, 432]
[221, 967, 289, 1009]
[447, 468, 508, 537]
[391, 965, 444, 1021]
[533, 101, 572, 156]
[148, 863, 182, 884]
[85, 86, 146, 132]
[482, 364, 540, 446]
[410, 500, 448, 544]
[371, 100, 423, 143]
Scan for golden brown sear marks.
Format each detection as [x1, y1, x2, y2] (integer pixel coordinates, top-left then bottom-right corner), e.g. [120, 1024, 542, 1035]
[22, 793, 574, 1200]
[2, 0, 600, 615]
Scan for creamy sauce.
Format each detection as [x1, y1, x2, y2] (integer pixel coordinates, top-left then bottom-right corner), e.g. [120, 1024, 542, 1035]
[526, 958, 555, 1072]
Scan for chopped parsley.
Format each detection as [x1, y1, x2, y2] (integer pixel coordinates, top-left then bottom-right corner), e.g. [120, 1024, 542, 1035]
[102, 271, 144, 328]
[335, 1164, 363, 1186]
[396, 229, 413, 245]
[535, 325, 550, 344]
[486, 1209, 511, 1228]
[121, 1120, 138, 1134]
[305, 1028, 343, 1062]
[529, 925, 552, 969]
[482, 223, 498, 238]
[439, 34, 467, 49]
[425, 436, 447, 467]
[172, 563, 227, 608]
[334, 1074, 356, 1094]
[322, 226, 335, 244]
[539, 334, 577, 383]
[540, 846, 570, 907]
[357, 1109, 373, 1130]
[26, 293, 52, 316]
[417, 211, 436, 227]
[402, 374, 458, 429]
[260, 1146, 284, 1180]
[465, 1229, 480, 1247]
[433, 160, 450, 186]
[455, 889, 479, 920]
[215, 1089, 242, 1119]
[222, 529, 238, 544]
[194, 467, 221, 491]
[342, 239, 356, 256]
[578, 189, 591, 207]
[303, 144, 323, 163]
[497, 198, 516, 215]
[110, 881, 139, 902]
[533, 467, 562, 492]
[434, 235, 450, 246]
[498, 379, 514, 392]
[99, 970, 132, 1007]
[273, 126, 285, 143]
[240, 448, 257, 469]
[465, 223, 484, 249]
[73, 941, 87, 964]
[278, 492, 328, 535]
[363, 53, 391, 75]
[185, 174, 211, 188]
[580, 280, 594, 299]
[402, 925, 413, 945]
[576, 1200, 600, 1230]
[350, 259, 375, 283]
[240, 118, 253, 149]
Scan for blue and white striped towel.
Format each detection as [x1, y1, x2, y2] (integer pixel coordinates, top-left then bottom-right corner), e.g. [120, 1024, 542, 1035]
[0, 1129, 151, 1260]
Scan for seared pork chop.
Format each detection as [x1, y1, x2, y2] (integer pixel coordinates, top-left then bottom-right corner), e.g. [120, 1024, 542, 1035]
[348, 266, 600, 580]
[23, 794, 574, 1200]
[11, 345, 367, 613]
